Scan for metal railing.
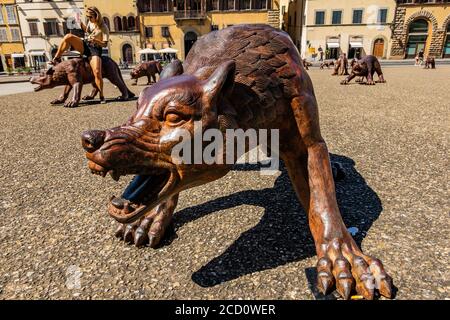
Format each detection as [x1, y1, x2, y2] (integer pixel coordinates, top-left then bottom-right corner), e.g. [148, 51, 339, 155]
[174, 10, 206, 20]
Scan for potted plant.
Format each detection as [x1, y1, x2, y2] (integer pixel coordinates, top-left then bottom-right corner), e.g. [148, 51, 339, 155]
[6, 67, 13, 76]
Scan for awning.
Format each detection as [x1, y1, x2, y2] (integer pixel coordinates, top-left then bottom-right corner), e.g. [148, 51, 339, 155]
[327, 43, 340, 48]
[350, 42, 363, 48]
[11, 53, 25, 58]
[138, 48, 158, 54]
[29, 51, 46, 56]
[159, 48, 178, 54]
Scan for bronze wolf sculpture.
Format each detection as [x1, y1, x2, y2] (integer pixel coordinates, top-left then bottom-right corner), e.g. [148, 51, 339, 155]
[81, 25, 393, 300]
[341, 55, 386, 85]
[130, 61, 163, 85]
[331, 54, 349, 76]
[30, 56, 135, 108]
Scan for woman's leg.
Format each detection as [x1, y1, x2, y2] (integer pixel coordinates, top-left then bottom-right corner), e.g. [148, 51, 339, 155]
[54, 34, 84, 60]
[89, 56, 104, 101]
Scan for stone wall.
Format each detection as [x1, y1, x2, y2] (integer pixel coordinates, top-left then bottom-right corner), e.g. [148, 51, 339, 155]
[390, 7, 406, 58]
[267, 10, 280, 29]
[391, 6, 448, 59]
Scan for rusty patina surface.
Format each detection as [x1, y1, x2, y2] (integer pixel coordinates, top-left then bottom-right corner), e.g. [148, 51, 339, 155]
[425, 57, 436, 69]
[130, 61, 163, 85]
[81, 25, 393, 300]
[332, 54, 349, 76]
[341, 55, 386, 85]
[30, 57, 135, 107]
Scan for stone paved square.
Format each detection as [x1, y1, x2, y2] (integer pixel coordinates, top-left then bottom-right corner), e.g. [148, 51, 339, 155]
[0, 66, 448, 299]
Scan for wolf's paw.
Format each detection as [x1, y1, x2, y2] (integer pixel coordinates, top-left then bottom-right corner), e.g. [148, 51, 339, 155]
[63, 100, 79, 108]
[113, 202, 173, 248]
[82, 95, 95, 100]
[50, 98, 65, 105]
[316, 238, 394, 300]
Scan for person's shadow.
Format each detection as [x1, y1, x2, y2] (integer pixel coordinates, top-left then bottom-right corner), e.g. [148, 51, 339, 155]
[170, 154, 383, 297]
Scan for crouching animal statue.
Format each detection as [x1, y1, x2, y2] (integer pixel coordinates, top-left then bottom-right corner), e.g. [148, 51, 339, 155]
[81, 25, 393, 300]
[320, 60, 335, 69]
[130, 61, 163, 85]
[424, 57, 436, 69]
[30, 56, 135, 108]
[302, 59, 313, 70]
[341, 55, 386, 85]
[331, 54, 349, 76]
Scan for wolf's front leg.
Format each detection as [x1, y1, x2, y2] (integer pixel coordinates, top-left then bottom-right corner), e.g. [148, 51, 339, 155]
[82, 86, 98, 100]
[113, 194, 179, 247]
[64, 82, 83, 108]
[51, 85, 72, 105]
[289, 96, 393, 299]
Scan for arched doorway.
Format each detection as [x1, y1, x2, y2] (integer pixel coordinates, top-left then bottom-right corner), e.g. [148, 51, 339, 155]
[373, 38, 385, 58]
[444, 22, 450, 58]
[406, 19, 430, 59]
[184, 31, 197, 57]
[122, 44, 133, 64]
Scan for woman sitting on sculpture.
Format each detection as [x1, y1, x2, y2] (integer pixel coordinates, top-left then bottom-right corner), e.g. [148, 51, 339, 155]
[50, 6, 110, 103]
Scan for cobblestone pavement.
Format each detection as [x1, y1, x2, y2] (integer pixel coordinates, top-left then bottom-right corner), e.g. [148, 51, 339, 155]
[0, 66, 448, 300]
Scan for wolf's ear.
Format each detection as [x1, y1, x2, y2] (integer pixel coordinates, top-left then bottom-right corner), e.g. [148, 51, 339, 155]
[202, 60, 235, 102]
[159, 59, 183, 80]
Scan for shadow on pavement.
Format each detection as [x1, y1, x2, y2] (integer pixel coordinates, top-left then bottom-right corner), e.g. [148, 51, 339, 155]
[170, 154, 383, 290]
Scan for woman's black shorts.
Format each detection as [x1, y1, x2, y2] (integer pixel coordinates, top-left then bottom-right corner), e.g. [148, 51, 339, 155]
[83, 40, 102, 57]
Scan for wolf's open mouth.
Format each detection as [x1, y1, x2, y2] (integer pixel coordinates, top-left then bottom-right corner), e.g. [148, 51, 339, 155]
[87, 160, 176, 224]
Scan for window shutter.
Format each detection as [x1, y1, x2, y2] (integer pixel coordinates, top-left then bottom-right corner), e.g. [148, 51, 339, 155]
[29, 22, 38, 36]
[62, 20, 68, 35]
[43, 22, 50, 36]
[58, 23, 64, 36]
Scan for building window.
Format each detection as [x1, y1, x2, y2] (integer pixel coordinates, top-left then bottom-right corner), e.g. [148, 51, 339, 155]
[122, 16, 128, 31]
[224, 0, 235, 10]
[28, 20, 39, 36]
[43, 19, 60, 36]
[128, 16, 136, 31]
[315, 11, 325, 25]
[114, 16, 122, 32]
[103, 17, 111, 31]
[145, 26, 153, 38]
[239, 0, 251, 10]
[6, 6, 17, 24]
[0, 8, 4, 25]
[10, 27, 20, 41]
[0, 27, 7, 41]
[378, 9, 388, 24]
[332, 10, 342, 25]
[161, 26, 170, 38]
[353, 9, 363, 24]
[253, 0, 268, 10]
[209, 0, 220, 10]
[211, 24, 219, 31]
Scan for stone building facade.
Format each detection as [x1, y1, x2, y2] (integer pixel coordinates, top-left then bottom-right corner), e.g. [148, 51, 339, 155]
[137, 0, 281, 61]
[0, 0, 25, 71]
[390, 0, 450, 59]
[301, 0, 396, 60]
[16, 0, 84, 69]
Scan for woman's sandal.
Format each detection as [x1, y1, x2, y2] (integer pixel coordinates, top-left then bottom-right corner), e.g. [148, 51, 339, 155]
[115, 96, 129, 102]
